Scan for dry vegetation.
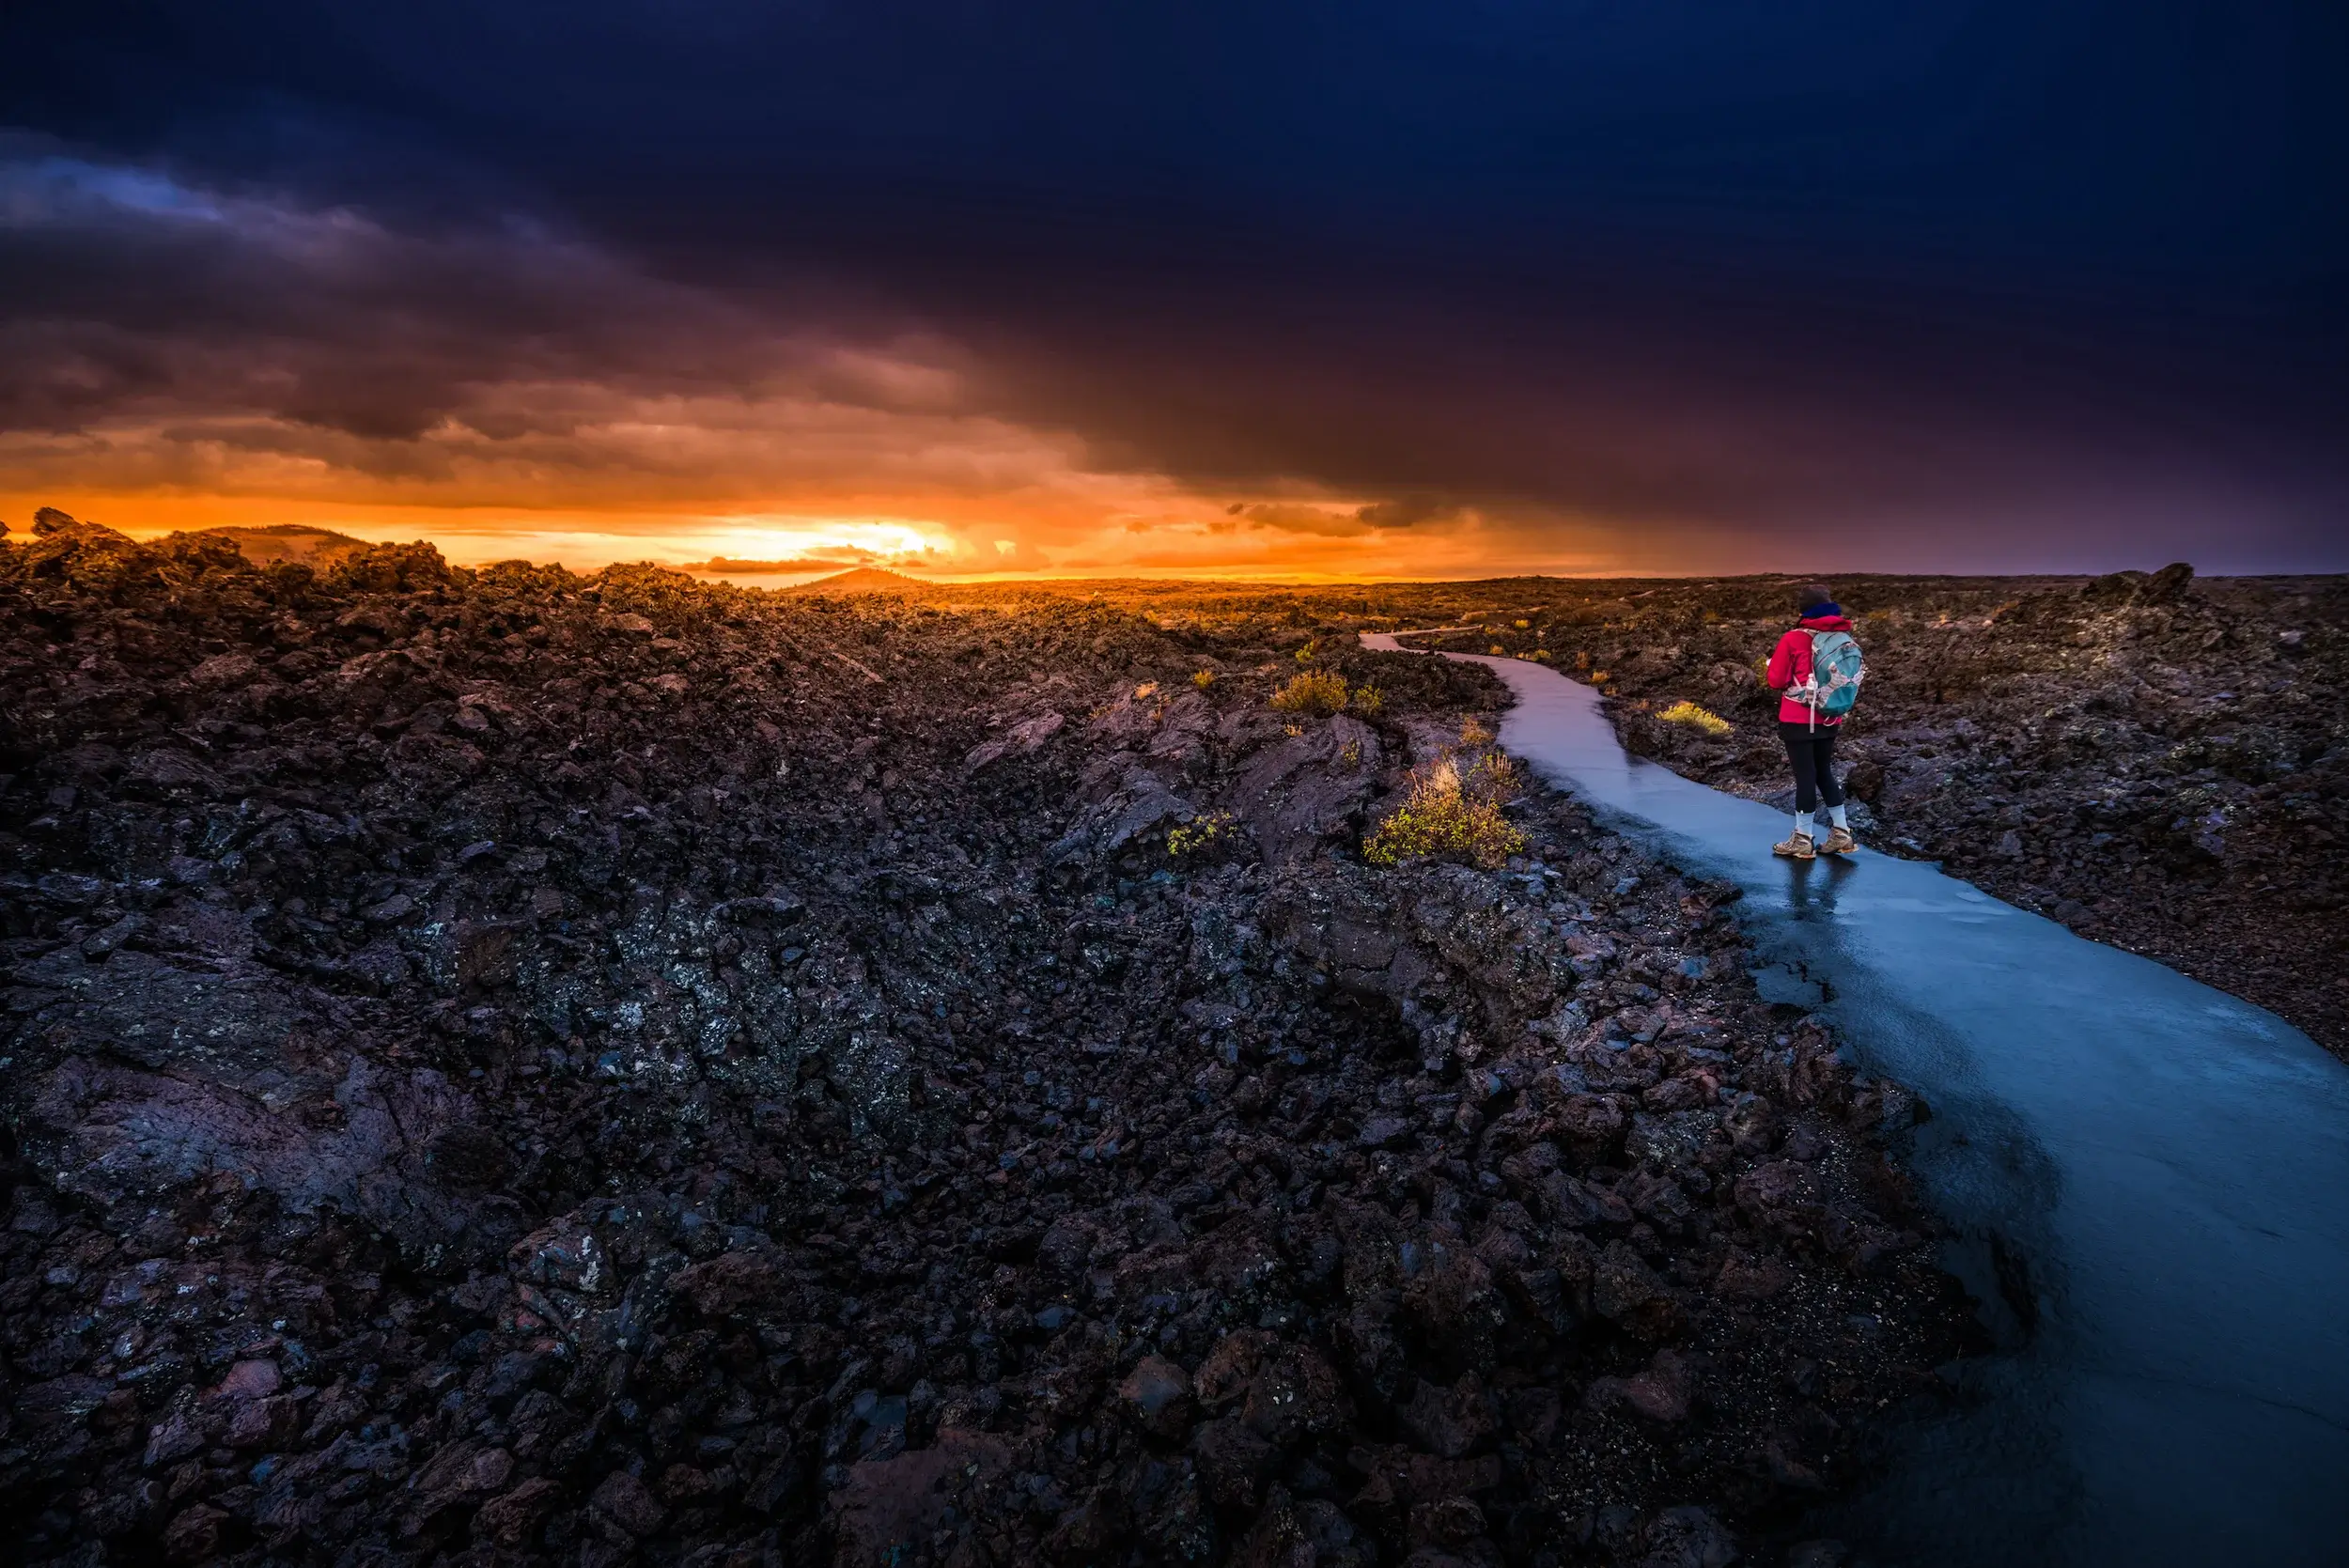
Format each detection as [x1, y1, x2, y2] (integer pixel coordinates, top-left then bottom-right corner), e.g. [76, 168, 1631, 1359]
[1363, 736, 1527, 871]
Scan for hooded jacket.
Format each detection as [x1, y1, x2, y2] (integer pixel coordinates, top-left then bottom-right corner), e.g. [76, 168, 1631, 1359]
[1767, 611, 1855, 725]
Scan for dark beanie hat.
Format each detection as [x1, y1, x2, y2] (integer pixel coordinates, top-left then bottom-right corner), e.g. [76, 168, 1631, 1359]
[1797, 582, 1835, 612]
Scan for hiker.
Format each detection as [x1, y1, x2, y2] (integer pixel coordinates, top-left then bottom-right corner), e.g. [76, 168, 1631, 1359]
[1766, 583, 1864, 860]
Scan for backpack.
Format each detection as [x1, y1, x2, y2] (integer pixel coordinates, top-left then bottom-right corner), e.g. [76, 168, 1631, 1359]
[1799, 629, 1865, 724]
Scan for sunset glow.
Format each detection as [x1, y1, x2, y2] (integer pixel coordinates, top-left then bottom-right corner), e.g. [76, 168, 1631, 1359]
[4, 10, 2342, 579]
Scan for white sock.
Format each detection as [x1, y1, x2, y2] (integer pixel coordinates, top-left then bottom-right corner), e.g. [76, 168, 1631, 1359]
[1795, 811, 1814, 838]
[1828, 804, 1848, 830]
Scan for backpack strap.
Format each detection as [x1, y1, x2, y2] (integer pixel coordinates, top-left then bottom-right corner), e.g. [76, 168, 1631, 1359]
[1791, 627, 1822, 728]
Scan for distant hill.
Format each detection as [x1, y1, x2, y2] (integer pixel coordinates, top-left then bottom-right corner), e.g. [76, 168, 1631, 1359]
[184, 523, 371, 567]
[691, 555, 884, 575]
[779, 567, 935, 596]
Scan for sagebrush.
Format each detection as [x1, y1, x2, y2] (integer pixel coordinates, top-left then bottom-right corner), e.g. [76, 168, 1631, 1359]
[1270, 670, 1350, 716]
[1363, 752, 1525, 869]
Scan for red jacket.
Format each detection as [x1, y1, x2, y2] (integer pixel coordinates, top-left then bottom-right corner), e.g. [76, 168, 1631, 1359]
[1768, 613, 1854, 725]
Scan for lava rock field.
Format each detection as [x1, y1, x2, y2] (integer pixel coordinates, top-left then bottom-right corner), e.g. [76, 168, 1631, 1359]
[2, 522, 1976, 1567]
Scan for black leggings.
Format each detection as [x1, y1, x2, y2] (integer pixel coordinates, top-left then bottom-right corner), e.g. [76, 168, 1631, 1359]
[1779, 721, 1845, 814]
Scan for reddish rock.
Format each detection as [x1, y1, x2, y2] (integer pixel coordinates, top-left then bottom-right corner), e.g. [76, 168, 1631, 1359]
[1590, 1350, 1694, 1423]
[473, 1478, 563, 1548]
[208, 1358, 281, 1401]
[162, 1504, 228, 1562]
[670, 1248, 788, 1319]
[1716, 1250, 1797, 1301]
[1117, 1354, 1197, 1439]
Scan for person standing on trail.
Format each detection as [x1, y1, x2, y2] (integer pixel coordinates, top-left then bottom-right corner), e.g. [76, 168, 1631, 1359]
[1766, 583, 1864, 860]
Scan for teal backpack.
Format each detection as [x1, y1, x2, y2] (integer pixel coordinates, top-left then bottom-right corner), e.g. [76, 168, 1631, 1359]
[1800, 629, 1865, 725]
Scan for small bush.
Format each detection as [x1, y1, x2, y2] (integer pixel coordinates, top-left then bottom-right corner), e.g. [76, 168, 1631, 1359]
[1364, 755, 1525, 870]
[1167, 810, 1235, 858]
[1351, 684, 1384, 715]
[1459, 717, 1493, 747]
[1467, 748, 1521, 800]
[1488, 644, 1506, 657]
[1658, 700, 1733, 737]
[1192, 669, 1217, 690]
[1271, 669, 1349, 715]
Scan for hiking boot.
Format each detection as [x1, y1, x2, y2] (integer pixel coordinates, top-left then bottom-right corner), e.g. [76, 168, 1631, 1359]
[1772, 831, 1816, 860]
[1820, 826, 1857, 856]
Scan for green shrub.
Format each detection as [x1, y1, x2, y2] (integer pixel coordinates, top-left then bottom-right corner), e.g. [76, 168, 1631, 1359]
[1364, 754, 1525, 869]
[1658, 700, 1732, 737]
[1167, 810, 1235, 858]
[1270, 669, 1349, 715]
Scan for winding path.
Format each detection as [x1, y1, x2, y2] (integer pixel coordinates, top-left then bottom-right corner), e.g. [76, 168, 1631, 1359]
[1365, 634, 2349, 1567]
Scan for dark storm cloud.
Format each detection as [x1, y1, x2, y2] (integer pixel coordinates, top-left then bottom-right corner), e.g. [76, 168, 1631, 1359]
[4, 1, 2346, 567]
[0, 147, 1089, 536]
[0, 140, 889, 443]
[1229, 498, 1459, 537]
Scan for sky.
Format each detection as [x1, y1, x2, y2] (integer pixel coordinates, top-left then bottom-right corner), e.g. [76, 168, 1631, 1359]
[2, 1, 2345, 578]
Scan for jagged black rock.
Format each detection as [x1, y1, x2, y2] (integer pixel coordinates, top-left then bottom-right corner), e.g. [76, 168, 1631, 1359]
[0, 525, 1975, 1567]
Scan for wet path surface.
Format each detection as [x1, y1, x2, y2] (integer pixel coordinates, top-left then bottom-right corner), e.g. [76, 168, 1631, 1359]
[1365, 636, 2349, 1567]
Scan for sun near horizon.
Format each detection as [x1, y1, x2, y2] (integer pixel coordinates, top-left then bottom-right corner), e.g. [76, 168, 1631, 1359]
[0, 489, 1702, 583]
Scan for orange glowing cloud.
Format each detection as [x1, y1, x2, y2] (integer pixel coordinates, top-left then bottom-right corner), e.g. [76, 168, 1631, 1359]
[0, 147, 1651, 579]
